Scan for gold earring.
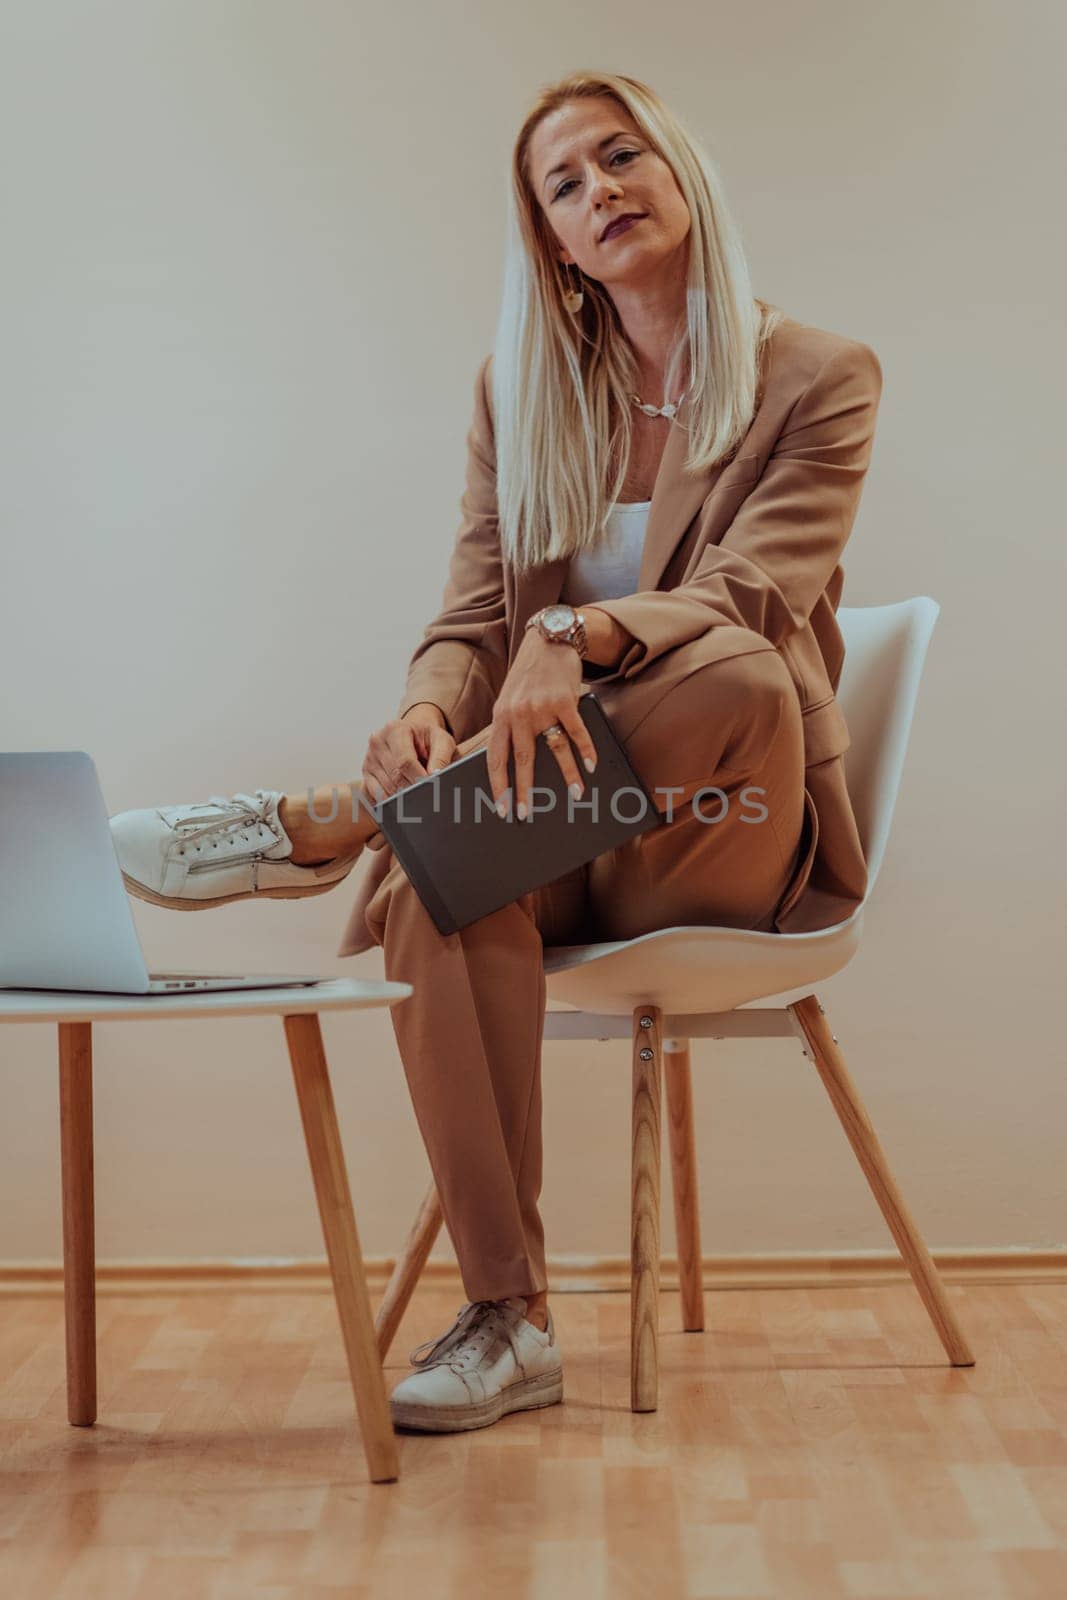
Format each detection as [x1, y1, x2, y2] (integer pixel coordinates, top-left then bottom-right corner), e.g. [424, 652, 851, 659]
[561, 262, 584, 314]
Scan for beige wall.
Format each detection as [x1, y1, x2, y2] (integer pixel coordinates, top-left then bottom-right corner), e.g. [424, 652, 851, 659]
[2, 2, 1063, 1272]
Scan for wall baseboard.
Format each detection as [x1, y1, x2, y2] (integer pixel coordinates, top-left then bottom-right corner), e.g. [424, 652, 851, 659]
[1, 1248, 1064, 1296]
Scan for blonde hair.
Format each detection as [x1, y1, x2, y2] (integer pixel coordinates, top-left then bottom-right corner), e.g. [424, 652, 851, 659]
[494, 68, 785, 575]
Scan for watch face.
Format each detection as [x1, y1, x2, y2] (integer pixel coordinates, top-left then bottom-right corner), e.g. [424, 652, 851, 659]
[542, 604, 575, 634]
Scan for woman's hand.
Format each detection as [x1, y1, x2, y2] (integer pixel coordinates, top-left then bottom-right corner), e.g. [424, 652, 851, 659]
[487, 630, 598, 821]
[361, 704, 457, 850]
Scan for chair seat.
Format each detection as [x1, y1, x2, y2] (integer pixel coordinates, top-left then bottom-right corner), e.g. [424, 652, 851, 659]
[542, 913, 864, 1016]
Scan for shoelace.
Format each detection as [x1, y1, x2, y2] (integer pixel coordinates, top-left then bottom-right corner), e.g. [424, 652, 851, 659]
[172, 791, 281, 854]
[408, 1299, 526, 1373]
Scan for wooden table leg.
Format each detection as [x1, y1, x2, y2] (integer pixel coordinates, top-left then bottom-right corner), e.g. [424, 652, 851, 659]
[58, 1022, 96, 1426]
[283, 1013, 399, 1483]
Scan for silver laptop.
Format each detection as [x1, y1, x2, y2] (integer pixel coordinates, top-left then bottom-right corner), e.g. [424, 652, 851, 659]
[0, 751, 324, 994]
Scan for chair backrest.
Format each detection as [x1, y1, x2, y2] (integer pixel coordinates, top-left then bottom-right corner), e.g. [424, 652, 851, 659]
[834, 597, 940, 897]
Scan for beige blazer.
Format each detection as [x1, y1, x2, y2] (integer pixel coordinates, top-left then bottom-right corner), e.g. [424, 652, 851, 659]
[337, 307, 883, 957]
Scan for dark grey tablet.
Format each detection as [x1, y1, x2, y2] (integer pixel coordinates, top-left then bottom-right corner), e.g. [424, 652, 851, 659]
[373, 691, 664, 935]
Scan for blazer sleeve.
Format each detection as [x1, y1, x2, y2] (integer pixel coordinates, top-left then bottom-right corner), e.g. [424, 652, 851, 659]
[394, 354, 508, 740]
[585, 339, 883, 675]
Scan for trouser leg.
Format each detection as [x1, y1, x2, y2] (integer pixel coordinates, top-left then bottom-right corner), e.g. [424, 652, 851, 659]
[363, 626, 804, 1300]
[363, 800, 589, 1303]
[587, 627, 806, 938]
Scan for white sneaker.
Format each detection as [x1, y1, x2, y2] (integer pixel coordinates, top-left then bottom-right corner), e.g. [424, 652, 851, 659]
[389, 1297, 563, 1433]
[109, 788, 364, 910]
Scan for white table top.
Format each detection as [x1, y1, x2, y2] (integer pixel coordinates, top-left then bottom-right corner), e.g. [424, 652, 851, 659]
[0, 976, 412, 1024]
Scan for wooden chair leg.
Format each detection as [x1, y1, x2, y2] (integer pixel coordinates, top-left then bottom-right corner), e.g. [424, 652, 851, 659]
[374, 1179, 443, 1361]
[789, 994, 975, 1367]
[663, 1040, 705, 1332]
[58, 1022, 96, 1427]
[631, 1005, 662, 1412]
[283, 1013, 399, 1483]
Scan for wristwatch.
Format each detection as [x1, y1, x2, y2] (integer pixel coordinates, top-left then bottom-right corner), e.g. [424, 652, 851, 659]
[524, 603, 589, 659]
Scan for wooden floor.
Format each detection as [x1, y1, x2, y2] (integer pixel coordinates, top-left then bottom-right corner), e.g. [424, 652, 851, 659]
[1, 1282, 1065, 1598]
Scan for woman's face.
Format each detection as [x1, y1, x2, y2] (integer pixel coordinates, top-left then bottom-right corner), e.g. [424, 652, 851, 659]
[527, 96, 691, 296]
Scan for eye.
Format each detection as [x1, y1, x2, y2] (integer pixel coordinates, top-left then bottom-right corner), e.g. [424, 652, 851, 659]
[553, 148, 639, 201]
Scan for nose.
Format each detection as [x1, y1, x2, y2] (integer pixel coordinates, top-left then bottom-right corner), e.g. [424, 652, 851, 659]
[590, 172, 623, 218]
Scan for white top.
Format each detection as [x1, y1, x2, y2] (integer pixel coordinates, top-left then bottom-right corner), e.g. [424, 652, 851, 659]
[560, 500, 652, 607]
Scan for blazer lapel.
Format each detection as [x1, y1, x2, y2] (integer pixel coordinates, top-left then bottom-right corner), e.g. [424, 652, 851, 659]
[509, 392, 731, 666]
[638, 393, 729, 593]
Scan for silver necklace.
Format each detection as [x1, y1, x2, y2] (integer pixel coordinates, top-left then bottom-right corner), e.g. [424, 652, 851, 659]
[629, 389, 686, 419]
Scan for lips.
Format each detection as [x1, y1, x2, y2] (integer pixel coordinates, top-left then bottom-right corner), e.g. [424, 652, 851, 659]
[601, 212, 646, 242]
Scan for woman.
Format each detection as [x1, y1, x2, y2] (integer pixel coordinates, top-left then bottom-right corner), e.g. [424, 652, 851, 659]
[111, 70, 882, 1434]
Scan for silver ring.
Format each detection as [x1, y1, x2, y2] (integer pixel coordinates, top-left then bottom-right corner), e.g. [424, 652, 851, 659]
[542, 723, 566, 748]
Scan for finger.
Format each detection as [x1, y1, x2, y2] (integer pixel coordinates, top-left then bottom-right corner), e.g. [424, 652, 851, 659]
[392, 752, 430, 786]
[395, 720, 429, 760]
[366, 829, 386, 851]
[484, 720, 514, 817]
[374, 727, 429, 785]
[362, 769, 392, 809]
[396, 722, 423, 765]
[543, 721, 585, 801]
[426, 728, 457, 774]
[370, 752, 428, 799]
[512, 722, 537, 821]
[557, 699, 598, 776]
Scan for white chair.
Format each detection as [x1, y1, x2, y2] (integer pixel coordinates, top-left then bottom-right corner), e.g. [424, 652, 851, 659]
[374, 598, 975, 1408]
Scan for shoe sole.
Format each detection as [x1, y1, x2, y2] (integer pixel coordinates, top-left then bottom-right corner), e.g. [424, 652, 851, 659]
[120, 854, 361, 911]
[390, 1366, 564, 1433]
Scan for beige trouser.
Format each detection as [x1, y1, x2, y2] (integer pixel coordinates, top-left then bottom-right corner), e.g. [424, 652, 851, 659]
[362, 625, 806, 1301]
